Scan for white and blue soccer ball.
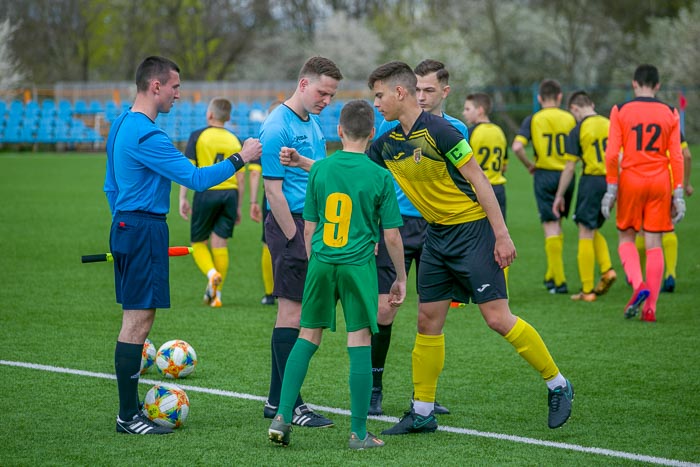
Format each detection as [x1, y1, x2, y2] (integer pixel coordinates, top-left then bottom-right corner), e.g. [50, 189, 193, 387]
[143, 382, 190, 428]
[155, 339, 198, 379]
[140, 338, 156, 375]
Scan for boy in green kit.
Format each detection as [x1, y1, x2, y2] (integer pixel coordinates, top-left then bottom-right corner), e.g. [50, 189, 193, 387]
[268, 99, 407, 449]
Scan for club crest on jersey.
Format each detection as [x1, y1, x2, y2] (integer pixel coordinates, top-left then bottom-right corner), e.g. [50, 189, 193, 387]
[413, 148, 422, 163]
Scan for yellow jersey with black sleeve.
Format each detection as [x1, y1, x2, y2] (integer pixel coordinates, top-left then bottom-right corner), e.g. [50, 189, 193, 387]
[184, 126, 243, 190]
[564, 114, 609, 176]
[469, 122, 508, 185]
[368, 111, 486, 225]
[514, 108, 576, 171]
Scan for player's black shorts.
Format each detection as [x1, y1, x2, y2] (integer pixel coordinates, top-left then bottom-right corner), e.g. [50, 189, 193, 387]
[261, 191, 269, 243]
[492, 184, 507, 223]
[573, 174, 607, 230]
[418, 217, 507, 304]
[534, 169, 574, 223]
[110, 210, 170, 310]
[190, 189, 239, 243]
[376, 215, 427, 294]
[265, 213, 307, 301]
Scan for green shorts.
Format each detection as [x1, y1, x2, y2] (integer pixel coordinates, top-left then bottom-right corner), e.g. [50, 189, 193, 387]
[301, 254, 379, 333]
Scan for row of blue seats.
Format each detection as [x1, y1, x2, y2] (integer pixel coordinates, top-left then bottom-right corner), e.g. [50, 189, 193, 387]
[0, 99, 367, 145]
[1, 98, 346, 120]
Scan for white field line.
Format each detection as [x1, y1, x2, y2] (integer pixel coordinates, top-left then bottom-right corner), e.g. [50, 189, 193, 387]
[2, 359, 698, 467]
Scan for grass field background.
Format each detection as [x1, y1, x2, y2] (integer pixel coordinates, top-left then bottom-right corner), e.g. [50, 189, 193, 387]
[1, 150, 699, 466]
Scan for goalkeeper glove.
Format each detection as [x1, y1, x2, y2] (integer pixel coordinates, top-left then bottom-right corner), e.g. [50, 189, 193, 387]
[672, 187, 686, 224]
[600, 184, 617, 219]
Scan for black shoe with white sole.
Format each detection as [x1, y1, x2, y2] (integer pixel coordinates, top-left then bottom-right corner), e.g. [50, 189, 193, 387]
[116, 413, 173, 435]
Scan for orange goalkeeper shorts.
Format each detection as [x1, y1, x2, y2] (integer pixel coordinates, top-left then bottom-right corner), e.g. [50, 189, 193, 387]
[616, 170, 673, 233]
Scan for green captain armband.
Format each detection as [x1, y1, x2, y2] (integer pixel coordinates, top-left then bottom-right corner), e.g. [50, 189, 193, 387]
[445, 140, 473, 167]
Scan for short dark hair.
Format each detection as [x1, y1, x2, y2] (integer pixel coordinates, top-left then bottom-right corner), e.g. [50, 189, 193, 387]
[567, 90, 593, 108]
[135, 56, 180, 92]
[368, 61, 417, 94]
[414, 59, 449, 86]
[539, 79, 562, 101]
[633, 64, 659, 88]
[466, 92, 492, 115]
[339, 100, 375, 140]
[298, 56, 343, 82]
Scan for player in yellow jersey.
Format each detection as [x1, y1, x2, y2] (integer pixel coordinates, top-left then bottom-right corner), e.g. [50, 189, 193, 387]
[367, 61, 573, 434]
[463, 92, 510, 288]
[552, 91, 616, 302]
[512, 79, 577, 294]
[463, 92, 508, 219]
[179, 97, 244, 308]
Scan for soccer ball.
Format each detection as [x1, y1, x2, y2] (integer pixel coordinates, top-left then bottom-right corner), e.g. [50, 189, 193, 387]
[140, 338, 156, 375]
[156, 339, 198, 378]
[143, 383, 190, 428]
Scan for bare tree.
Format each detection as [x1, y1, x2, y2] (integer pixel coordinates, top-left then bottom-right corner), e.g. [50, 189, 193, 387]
[0, 19, 25, 89]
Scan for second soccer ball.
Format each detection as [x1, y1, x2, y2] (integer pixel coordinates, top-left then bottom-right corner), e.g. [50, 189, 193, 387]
[155, 339, 198, 379]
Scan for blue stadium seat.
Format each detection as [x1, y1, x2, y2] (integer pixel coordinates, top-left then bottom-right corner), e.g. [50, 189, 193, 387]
[58, 100, 72, 120]
[193, 101, 207, 116]
[89, 100, 104, 113]
[9, 100, 23, 118]
[3, 125, 22, 143]
[74, 99, 88, 114]
[104, 101, 121, 122]
[173, 100, 192, 117]
[36, 126, 57, 144]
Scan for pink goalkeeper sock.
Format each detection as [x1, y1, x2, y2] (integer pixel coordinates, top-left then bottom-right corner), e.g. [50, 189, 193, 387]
[645, 247, 664, 312]
[619, 242, 643, 290]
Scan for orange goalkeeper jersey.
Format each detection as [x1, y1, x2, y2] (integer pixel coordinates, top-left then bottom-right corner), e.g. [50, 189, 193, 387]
[605, 97, 683, 187]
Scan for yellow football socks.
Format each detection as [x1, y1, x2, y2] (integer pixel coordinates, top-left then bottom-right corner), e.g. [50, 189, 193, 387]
[504, 317, 559, 381]
[593, 230, 613, 273]
[635, 234, 646, 269]
[211, 247, 229, 289]
[412, 333, 445, 403]
[262, 244, 274, 295]
[192, 242, 215, 277]
[578, 238, 595, 293]
[545, 234, 566, 286]
[662, 232, 678, 278]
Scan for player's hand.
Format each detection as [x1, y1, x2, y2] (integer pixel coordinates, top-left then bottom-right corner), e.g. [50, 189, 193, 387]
[236, 207, 242, 225]
[494, 233, 516, 269]
[179, 198, 191, 221]
[552, 195, 565, 219]
[280, 147, 301, 167]
[685, 183, 694, 197]
[601, 184, 617, 219]
[388, 279, 406, 308]
[672, 187, 686, 224]
[239, 138, 262, 163]
[250, 202, 262, 222]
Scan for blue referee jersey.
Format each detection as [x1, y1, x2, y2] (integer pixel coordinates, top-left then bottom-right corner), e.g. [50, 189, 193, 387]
[104, 111, 237, 215]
